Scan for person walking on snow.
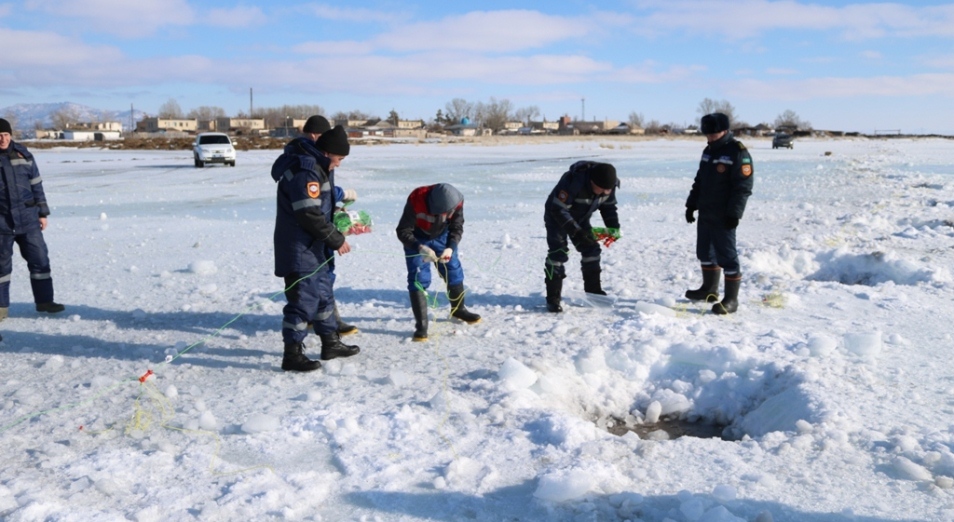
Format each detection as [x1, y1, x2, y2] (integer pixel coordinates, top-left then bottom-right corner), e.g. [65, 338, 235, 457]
[544, 161, 620, 313]
[0, 118, 65, 321]
[272, 125, 360, 372]
[396, 183, 481, 342]
[684, 112, 754, 314]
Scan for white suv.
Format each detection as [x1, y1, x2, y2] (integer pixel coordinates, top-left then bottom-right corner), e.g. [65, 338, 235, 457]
[193, 132, 236, 167]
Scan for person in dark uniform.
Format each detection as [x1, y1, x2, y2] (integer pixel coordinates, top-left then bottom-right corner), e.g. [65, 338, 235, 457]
[684, 112, 754, 314]
[271, 125, 360, 372]
[396, 183, 480, 342]
[298, 116, 360, 336]
[544, 161, 620, 312]
[0, 118, 65, 321]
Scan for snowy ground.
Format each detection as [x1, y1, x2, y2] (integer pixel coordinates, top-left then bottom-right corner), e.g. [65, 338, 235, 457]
[1, 137, 953, 521]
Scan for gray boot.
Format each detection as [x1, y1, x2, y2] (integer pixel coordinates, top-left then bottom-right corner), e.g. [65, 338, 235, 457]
[712, 274, 741, 315]
[409, 290, 429, 341]
[686, 265, 721, 302]
[334, 303, 358, 335]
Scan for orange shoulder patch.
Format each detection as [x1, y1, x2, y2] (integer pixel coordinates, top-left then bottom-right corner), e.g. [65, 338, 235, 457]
[741, 164, 753, 177]
[307, 182, 321, 198]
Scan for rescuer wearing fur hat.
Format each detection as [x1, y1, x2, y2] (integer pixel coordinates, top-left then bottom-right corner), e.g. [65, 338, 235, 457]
[396, 183, 481, 341]
[684, 112, 754, 314]
[543, 161, 620, 313]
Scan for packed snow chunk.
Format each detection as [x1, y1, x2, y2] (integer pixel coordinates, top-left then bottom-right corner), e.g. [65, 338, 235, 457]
[132, 308, 147, 320]
[533, 468, 596, 503]
[739, 385, 815, 438]
[498, 357, 538, 390]
[198, 410, 217, 431]
[524, 413, 600, 448]
[651, 389, 692, 416]
[42, 354, 65, 370]
[893, 456, 933, 481]
[240, 413, 280, 434]
[700, 505, 746, 522]
[810, 249, 936, 286]
[645, 401, 663, 423]
[0, 485, 16, 513]
[712, 484, 737, 502]
[99, 212, 108, 220]
[807, 334, 837, 357]
[632, 301, 676, 317]
[679, 495, 706, 520]
[844, 331, 882, 359]
[936, 476, 954, 489]
[389, 370, 411, 387]
[198, 284, 217, 295]
[188, 260, 218, 275]
[575, 346, 607, 374]
[164, 385, 178, 400]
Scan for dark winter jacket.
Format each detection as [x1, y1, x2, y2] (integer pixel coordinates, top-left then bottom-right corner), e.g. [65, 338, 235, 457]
[0, 142, 49, 234]
[396, 184, 465, 250]
[686, 133, 754, 224]
[271, 137, 345, 277]
[544, 161, 620, 236]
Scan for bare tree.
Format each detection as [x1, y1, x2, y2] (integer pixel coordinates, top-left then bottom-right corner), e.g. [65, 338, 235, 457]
[158, 98, 184, 119]
[51, 106, 82, 130]
[514, 105, 541, 125]
[774, 109, 810, 130]
[644, 119, 663, 134]
[444, 98, 474, 124]
[697, 98, 736, 125]
[480, 97, 514, 132]
[388, 109, 400, 126]
[187, 106, 227, 121]
[628, 111, 645, 128]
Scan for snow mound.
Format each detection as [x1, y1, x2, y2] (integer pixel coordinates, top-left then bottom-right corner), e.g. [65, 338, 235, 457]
[810, 249, 939, 286]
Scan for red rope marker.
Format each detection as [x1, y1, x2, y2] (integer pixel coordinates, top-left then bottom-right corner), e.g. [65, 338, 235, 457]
[139, 369, 154, 383]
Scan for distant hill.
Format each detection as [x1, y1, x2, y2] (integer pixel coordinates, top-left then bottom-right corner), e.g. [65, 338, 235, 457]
[0, 102, 147, 135]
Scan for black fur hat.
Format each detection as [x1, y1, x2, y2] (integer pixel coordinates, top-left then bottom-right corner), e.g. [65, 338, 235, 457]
[700, 113, 730, 134]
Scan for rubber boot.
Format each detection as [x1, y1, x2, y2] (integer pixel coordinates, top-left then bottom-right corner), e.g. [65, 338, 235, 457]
[334, 303, 358, 336]
[582, 268, 606, 296]
[36, 302, 66, 313]
[281, 342, 321, 372]
[545, 275, 563, 313]
[319, 332, 360, 360]
[685, 265, 721, 302]
[0, 307, 7, 322]
[712, 274, 741, 315]
[448, 284, 481, 324]
[410, 290, 429, 342]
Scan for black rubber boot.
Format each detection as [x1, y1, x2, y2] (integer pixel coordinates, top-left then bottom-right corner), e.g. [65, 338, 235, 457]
[334, 304, 358, 336]
[319, 333, 360, 360]
[410, 290, 429, 342]
[281, 342, 321, 372]
[36, 302, 66, 313]
[685, 265, 721, 302]
[448, 284, 481, 324]
[581, 268, 606, 296]
[712, 274, 741, 315]
[545, 275, 563, 313]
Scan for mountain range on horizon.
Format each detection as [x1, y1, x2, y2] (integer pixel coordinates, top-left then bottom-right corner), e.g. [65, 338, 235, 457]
[0, 102, 146, 133]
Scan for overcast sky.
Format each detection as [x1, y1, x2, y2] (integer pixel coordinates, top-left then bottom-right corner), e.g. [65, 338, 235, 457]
[2, 0, 953, 133]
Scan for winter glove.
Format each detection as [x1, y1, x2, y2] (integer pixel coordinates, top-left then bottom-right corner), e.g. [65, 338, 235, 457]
[725, 216, 739, 230]
[440, 248, 453, 262]
[419, 245, 439, 264]
[570, 229, 598, 251]
[685, 207, 696, 224]
[342, 189, 357, 203]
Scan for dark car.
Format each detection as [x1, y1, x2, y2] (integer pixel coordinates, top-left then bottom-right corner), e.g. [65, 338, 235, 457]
[772, 133, 794, 149]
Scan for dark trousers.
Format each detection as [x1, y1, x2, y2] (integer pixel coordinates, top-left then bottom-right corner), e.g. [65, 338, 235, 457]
[404, 229, 464, 292]
[0, 228, 54, 307]
[695, 221, 740, 274]
[282, 268, 336, 344]
[545, 224, 601, 280]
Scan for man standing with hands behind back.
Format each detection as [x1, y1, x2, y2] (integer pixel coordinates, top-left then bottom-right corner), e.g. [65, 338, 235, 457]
[684, 112, 754, 314]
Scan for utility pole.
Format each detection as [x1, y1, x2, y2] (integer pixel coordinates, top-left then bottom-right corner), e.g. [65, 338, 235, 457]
[249, 88, 253, 117]
[581, 97, 586, 122]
